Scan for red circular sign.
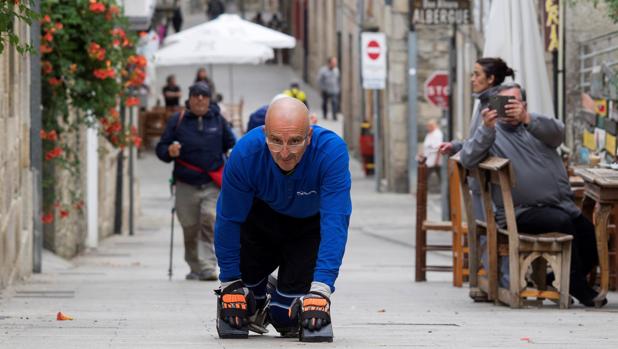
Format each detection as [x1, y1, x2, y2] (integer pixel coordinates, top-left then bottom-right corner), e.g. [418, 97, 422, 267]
[425, 72, 449, 110]
[367, 40, 381, 60]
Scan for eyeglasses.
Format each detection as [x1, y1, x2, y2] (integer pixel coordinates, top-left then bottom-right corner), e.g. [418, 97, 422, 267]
[265, 135, 308, 153]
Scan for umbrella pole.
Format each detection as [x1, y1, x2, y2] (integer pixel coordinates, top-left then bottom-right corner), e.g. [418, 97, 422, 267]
[229, 64, 234, 104]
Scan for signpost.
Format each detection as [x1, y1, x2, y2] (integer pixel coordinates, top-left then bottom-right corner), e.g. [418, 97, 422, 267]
[424, 71, 449, 110]
[362, 32, 386, 191]
[361, 32, 387, 90]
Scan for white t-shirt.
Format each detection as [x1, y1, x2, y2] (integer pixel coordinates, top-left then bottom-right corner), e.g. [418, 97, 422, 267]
[423, 128, 443, 168]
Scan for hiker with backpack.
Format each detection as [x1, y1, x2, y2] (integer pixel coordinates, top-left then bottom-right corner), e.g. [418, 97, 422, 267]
[156, 82, 236, 281]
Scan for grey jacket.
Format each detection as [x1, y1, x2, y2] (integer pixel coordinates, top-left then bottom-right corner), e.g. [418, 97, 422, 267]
[317, 66, 340, 94]
[460, 114, 579, 226]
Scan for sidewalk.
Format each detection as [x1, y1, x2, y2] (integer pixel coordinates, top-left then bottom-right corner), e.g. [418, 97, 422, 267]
[2, 154, 617, 348]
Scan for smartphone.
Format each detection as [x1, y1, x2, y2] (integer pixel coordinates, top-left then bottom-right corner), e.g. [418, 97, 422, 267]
[488, 95, 515, 118]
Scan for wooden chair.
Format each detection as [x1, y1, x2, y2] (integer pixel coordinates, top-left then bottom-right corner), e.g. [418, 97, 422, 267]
[456, 155, 573, 308]
[139, 107, 181, 149]
[450, 154, 487, 301]
[415, 157, 469, 286]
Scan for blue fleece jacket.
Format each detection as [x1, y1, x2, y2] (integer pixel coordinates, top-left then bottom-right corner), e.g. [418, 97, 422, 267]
[156, 104, 236, 186]
[214, 125, 352, 292]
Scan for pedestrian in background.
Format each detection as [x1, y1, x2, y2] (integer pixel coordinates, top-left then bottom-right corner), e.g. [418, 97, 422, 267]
[162, 74, 181, 108]
[172, 6, 183, 33]
[283, 82, 308, 108]
[214, 96, 351, 340]
[422, 119, 443, 189]
[156, 83, 236, 281]
[207, 0, 225, 20]
[317, 56, 340, 121]
[195, 67, 216, 97]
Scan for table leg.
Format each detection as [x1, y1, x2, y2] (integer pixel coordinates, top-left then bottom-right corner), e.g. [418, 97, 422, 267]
[581, 195, 595, 222]
[594, 203, 612, 303]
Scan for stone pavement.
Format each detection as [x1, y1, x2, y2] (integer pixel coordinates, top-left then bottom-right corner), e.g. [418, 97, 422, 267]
[2, 152, 618, 348]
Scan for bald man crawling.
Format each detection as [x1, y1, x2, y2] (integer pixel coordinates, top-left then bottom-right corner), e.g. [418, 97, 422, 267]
[214, 96, 351, 342]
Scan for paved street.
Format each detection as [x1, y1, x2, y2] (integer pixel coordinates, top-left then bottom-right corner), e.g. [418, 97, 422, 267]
[2, 65, 618, 348]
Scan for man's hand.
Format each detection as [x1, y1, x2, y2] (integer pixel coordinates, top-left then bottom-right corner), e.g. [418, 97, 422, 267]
[217, 280, 255, 329]
[290, 293, 331, 331]
[481, 108, 498, 128]
[438, 142, 453, 156]
[503, 98, 530, 125]
[168, 141, 181, 158]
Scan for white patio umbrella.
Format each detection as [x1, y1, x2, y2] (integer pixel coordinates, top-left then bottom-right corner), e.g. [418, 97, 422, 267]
[154, 37, 273, 66]
[154, 36, 274, 103]
[483, 0, 554, 118]
[164, 14, 296, 49]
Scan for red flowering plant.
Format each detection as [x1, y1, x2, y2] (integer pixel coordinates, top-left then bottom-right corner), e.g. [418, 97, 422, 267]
[0, 0, 39, 54]
[40, 0, 144, 223]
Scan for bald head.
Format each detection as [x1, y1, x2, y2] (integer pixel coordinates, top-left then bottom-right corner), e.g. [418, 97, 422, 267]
[263, 96, 313, 172]
[265, 96, 310, 132]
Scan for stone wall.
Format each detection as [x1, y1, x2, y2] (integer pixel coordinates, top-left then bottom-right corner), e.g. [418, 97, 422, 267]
[43, 118, 139, 258]
[43, 125, 87, 258]
[0, 21, 33, 289]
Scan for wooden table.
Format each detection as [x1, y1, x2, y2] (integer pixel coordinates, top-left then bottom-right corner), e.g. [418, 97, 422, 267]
[575, 167, 618, 302]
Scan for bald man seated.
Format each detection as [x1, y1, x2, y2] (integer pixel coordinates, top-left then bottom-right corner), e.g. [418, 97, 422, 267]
[214, 96, 351, 341]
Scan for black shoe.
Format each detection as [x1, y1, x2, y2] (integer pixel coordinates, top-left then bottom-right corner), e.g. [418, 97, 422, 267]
[572, 286, 608, 307]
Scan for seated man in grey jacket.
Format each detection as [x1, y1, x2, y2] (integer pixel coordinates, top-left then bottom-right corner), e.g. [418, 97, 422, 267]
[460, 83, 604, 307]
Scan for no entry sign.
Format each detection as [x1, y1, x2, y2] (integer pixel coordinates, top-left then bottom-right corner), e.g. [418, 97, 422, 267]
[361, 32, 386, 90]
[424, 71, 449, 110]
[367, 40, 381, 60]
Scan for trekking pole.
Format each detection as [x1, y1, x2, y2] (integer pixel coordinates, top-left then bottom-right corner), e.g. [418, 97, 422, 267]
[168, 178, 175, 281]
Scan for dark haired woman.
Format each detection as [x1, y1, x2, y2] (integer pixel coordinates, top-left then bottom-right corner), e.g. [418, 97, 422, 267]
[438, 57, 514, 289]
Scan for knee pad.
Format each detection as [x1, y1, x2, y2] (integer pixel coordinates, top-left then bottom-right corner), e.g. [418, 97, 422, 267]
[269, 288, 303, 331]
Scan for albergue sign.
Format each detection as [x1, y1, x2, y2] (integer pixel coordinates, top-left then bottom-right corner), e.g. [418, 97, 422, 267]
[411, 0, 471, 25]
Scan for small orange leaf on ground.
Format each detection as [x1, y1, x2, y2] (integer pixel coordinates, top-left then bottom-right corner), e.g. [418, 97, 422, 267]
[56, 311, 74, 321]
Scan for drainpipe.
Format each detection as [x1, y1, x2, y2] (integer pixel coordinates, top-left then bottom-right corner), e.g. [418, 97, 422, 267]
[31, 0, 43, 273]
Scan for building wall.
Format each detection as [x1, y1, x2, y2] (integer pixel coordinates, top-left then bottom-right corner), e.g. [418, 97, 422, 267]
[0, 21, 33, 289]
[564, 1, 618, 157]
[286, 0, 455, 192]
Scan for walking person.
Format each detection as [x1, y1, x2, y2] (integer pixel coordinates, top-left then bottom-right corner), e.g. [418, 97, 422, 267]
[195, 67, 216, 97]
[156, 83, 236, 281]
[214, 96, 351, 341]
[317, 56, 340, 121]
[162, 74, 181, 108]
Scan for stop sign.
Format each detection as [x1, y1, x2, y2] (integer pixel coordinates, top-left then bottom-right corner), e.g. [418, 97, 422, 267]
[367, 40, 381, 60]
[424, 71, 449, 110]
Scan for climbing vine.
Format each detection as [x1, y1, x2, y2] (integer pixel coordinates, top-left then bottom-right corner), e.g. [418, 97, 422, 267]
[40, 0, 145, 223]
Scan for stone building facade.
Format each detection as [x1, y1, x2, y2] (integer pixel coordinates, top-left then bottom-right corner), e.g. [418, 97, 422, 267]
[284, 0, 451, 192]
[0, 22, 34, 289]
